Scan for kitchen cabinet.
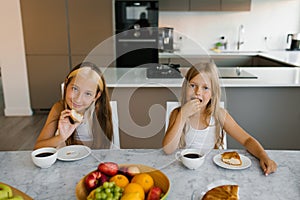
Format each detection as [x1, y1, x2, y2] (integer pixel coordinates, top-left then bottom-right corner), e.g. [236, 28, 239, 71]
[159, 55, 290, 68]
[108, 87, 181, 149]
[67, 0, 113, 65]
[20, 0, 68, 55]
[26, 56, 69, 110]
[159, 0, 189, 11]
[226, 87, 300, 150]
[159, 0, 251, 11]
[190, 0, 221, 11]
[222, 0, 251, 11]
[108, 84, 300, 150]
[21, 0, 113, 110]
[20, 0, 69, 110]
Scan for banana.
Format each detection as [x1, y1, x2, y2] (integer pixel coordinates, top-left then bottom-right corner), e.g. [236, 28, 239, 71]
[0, 183, 13, 199]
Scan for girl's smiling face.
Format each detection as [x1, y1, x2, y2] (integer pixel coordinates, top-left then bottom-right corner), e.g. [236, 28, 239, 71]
[65, 74, 100, 113]
[186, 72, 212, 106]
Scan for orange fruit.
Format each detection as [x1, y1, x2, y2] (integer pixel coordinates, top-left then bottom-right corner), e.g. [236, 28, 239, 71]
[110, 174, 129, 188]
[123, 183, 145, 200]
[131, 173, 154, 193]
[120, 192, 142, 200]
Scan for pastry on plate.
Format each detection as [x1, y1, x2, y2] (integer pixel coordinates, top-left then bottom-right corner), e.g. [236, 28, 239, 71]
[202, 185, 239, 200]
[221, 152, 242, 166]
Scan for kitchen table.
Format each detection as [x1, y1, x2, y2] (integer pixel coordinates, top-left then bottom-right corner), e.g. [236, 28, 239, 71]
[0, 149, 299, 200]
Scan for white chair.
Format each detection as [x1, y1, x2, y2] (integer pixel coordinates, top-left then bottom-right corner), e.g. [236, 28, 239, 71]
[165, 101, 227, 149]
[110, 101, 120, 149]
[61, 83, 120, 148]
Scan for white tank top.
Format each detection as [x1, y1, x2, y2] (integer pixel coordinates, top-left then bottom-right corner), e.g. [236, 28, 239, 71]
[185, 116, 216, 154]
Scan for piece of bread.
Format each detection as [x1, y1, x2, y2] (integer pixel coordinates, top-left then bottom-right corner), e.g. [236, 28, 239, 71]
[70, 109, 83, 123]
[202, 185, 239, 200]
[221, 152, 242, 166]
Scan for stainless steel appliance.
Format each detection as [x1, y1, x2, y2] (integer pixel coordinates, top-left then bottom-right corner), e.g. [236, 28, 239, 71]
[159, 27, 174, 52]
[287, 33, 300, 50]
[115, 0, 159, 68]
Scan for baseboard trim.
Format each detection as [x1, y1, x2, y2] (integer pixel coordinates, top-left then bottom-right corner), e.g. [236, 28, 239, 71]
[4, 107, 33, 116]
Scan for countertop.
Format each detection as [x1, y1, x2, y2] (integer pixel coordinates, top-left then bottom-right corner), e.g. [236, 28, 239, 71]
[103, 67, 300, 88]
[102, 50, 300, 88]
[0, 149, 299, 200]
[160, 50, 300, 67]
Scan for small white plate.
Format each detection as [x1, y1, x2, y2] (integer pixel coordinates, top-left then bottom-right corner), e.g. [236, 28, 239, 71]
[57, 145, 91, 161]
[213, 153, 251, 170]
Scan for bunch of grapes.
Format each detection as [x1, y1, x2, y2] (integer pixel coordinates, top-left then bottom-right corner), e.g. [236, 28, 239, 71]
[88, 181, 123, 200]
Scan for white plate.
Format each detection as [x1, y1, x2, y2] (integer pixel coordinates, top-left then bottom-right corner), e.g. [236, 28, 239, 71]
[213, 153, 251, 170]
[57, 145, 91, 161]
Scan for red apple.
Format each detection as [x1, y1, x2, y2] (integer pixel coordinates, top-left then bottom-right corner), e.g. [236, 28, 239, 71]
[85, 171, 102, 191]
[147, 186, 162, 200]
[98, 162, 119, 176]
[99, 173, 109, 185]
[127, 166, 140, 176]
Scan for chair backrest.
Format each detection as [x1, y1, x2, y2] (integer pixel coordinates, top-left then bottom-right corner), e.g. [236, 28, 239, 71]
[165, 101, 227, 149]
[61, 83, 120, 148]
[110, 101, 120, 149]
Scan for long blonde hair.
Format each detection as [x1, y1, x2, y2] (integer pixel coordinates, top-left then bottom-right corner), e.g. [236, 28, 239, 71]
[63, 62, 113, 148]
[178, 61, 225, 149]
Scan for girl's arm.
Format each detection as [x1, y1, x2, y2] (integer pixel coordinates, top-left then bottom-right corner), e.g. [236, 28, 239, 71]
[223, 111, 277, 175]
[162, 109, 187, 154]
[34, 103, 79, 149]
[163, 99, 201, 154]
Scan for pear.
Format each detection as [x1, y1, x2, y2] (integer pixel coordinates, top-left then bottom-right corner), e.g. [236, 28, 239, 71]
[5, 196, 24, 200]
[0, 183, 13, 199]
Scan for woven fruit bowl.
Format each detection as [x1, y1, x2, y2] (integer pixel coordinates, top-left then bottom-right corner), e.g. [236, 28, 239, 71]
[76, 164, 170, 200]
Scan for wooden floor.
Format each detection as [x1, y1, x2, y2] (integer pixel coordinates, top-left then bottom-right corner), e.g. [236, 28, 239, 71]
[0, 77, 48, 151]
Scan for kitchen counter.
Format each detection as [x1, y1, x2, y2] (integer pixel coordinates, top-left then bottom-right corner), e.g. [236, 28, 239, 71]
[103, 67, 300, 88]
[0, 149, 299, 200]
[160, 50, 300, 67]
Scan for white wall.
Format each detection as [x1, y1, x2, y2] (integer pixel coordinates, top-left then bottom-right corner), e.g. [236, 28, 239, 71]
[0, 0, 32, 116]
[159, 0, 300, 52]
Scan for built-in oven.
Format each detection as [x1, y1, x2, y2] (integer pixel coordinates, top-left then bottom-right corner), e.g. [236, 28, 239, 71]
[115, 0, 159, 68]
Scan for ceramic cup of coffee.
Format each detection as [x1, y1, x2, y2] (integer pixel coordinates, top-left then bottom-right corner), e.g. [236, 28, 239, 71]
[31, 147, 57, 168]
[175, 149, 205, 170]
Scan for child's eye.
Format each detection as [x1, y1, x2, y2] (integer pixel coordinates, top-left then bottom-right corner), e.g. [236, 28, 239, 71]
[72, 86, 78, 91]
[189, 83, 196, 88]
[85, 92, 93, 97]
[204, 86, 209, 90]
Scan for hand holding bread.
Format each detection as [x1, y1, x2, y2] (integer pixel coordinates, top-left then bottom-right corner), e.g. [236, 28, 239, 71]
[57, 109, 82, 141]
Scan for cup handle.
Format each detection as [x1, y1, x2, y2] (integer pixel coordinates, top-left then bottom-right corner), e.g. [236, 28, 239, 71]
[175, 151, 182, 161]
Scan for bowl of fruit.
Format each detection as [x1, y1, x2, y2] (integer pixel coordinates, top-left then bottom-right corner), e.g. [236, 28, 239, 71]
[76, 162, 170, 200]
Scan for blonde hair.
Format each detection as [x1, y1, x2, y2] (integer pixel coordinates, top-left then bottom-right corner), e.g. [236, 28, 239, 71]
[178, 61, 225, 149]
[63, 62, 113, 148]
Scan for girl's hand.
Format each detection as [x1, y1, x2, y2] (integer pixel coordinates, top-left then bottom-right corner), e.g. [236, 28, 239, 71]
[58, 109, 81, 141]
[181, 99, 201, 118]
[260, 157, 277, 176]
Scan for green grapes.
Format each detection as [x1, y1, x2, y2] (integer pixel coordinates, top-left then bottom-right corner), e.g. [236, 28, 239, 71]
[88, 181, 124, 200]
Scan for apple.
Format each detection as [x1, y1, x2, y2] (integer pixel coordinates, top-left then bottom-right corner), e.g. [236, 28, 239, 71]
[118, 165, 140, 180]
[85, 171, 102, 191]
[0, 183, 13, 199]
[147, 186, 162, 200]
[99, 173, 109, 186]
[98, 162, 119, 176]
[127, 166, 140, 176]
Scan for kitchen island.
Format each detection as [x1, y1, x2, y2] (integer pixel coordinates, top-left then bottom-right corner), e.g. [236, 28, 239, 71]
[103, 64, 300, 150]
[0, 149, 299, 200]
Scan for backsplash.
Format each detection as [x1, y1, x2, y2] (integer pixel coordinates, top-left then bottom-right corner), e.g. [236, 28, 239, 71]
[159, 0, 300, 52]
